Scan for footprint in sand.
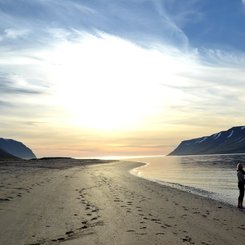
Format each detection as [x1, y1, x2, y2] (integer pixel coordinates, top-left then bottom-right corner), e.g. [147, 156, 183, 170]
[80, 225, 88, 230]
[65, 231, 74, 236]
[57, 237, 65, 241]
[151, 218, 159, 222]
[0, 198, 10, 202]
[238, 226, 245, 230]
[182, 236, 191, 242]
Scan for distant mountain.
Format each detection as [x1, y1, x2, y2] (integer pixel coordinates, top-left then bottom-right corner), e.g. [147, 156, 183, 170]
[0, 148, 19, 160]
[0, 138, 36, 160]
[169, 126, 245, 156]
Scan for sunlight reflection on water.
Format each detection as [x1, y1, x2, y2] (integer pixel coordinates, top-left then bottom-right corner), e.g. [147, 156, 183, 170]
[129, 154, 245, 206]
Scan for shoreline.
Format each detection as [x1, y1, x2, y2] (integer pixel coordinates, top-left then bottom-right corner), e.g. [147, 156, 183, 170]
[0, 159, 244, 244]
[129, 161, 236, 208]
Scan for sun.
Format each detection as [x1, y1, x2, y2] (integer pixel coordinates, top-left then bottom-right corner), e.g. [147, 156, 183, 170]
[43, 32, 179, 131]
[55, 67, 157, 131]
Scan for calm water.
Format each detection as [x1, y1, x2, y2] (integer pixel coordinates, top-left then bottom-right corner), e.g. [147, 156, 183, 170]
[128, 154, 245, 206]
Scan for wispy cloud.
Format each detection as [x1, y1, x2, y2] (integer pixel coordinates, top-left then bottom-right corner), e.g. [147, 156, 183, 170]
[0, 73, 46, 95]
[0, 100, 12, 108]
[151, 0, 202, 48]
[0, 0, 199, 50]
[1, 28, 30, 40]
[0, 80, 43, 95]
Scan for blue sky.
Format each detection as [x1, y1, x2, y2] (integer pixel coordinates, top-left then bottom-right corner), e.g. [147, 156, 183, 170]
[1, 0, 245, 157]
[1, 0, 245, 50]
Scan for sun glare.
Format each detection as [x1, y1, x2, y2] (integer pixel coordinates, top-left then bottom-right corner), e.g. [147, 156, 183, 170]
[42, 32, 192, 131]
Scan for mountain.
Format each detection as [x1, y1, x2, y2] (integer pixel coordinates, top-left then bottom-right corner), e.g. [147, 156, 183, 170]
[169, 126, 245, 156]
[0, 138, 36, 160]
[0, 148, 19, 160]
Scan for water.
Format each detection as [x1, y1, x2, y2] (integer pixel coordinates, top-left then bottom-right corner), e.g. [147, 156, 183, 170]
[129, 154, 244, 206]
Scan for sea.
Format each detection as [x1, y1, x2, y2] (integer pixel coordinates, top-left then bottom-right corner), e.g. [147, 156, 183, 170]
[127, 154, 244, 207]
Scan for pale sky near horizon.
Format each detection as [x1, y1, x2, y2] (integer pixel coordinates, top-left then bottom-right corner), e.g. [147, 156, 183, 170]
[1, 0, 245, 158]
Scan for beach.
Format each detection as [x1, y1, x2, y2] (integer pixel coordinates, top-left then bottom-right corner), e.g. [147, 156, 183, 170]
[0, 159, 244, 245]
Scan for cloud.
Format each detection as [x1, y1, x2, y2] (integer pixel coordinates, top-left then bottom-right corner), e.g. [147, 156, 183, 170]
[0, 69, 51, 124]
[0, 0, 244, 53]
[3, 28, 30, 40]
[0, 83, 43, 95]
[0, 100, 12, 108]
[198, 48, 245, 67]
[0, 73, 45, 95]
[151, 0, 199, 48]
[0, 0, 196, 50]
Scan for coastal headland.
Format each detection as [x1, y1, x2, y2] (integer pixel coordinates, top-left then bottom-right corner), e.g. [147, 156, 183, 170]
[0, 159, 244, 245]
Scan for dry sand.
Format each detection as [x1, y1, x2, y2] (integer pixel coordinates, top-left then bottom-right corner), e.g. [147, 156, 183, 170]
[0, 159, 244, 245]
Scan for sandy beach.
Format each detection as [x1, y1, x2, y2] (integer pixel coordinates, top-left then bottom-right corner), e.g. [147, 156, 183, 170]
[0, 159, 244, 245]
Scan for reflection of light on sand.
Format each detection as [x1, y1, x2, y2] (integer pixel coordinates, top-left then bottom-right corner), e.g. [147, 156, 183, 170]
[129, 162, 149, 177]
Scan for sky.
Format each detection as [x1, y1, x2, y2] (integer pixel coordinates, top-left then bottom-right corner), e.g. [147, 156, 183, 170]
[1, 0, 245, 158]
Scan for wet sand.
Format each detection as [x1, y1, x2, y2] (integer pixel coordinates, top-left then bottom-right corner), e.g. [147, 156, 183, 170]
[0, 159, 244, 245]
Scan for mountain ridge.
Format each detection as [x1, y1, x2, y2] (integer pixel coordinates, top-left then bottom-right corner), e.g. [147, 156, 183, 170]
[169, 126, 245, 156]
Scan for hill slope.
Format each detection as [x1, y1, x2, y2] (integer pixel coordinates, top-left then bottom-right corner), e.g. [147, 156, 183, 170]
[169, 126, 245, 156]
[0, 138, 36, 160]
[0, 148, 19, 160]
